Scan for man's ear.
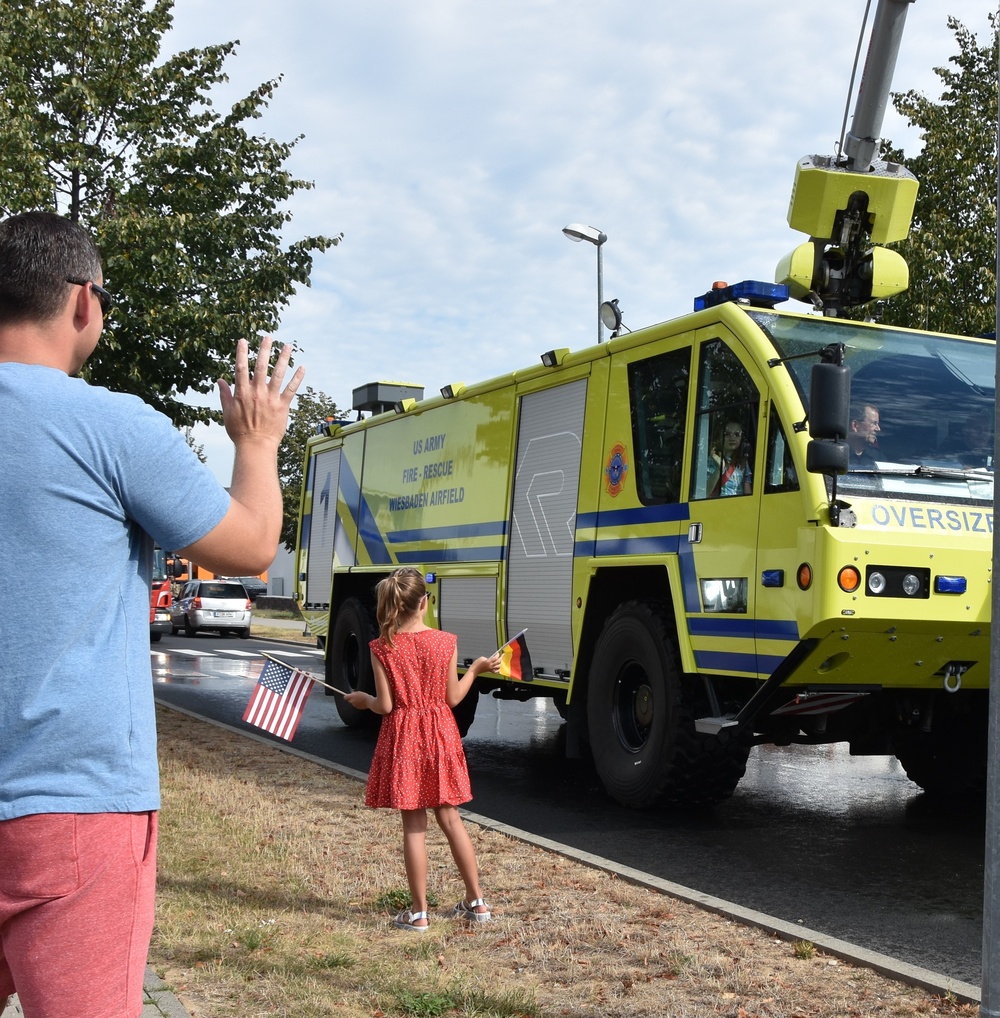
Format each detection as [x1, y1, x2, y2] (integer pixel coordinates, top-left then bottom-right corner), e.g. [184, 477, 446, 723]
[71, 281, 96, 328]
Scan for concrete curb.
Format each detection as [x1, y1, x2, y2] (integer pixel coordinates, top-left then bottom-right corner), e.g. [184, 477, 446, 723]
[154, 699, 983, 1006]
[141, 968, 193, 1018]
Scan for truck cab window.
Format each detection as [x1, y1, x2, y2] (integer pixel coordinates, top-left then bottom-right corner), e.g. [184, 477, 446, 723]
[691, 339, 759, 500]
[764, 404, 799, 493]
[627, 347, 691, 505]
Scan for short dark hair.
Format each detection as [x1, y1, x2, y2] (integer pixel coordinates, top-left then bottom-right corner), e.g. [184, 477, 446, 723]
[850, 401, 878, 424]
[0, 211, 103, 326]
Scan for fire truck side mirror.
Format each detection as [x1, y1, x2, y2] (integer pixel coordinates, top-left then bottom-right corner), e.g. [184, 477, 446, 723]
[808, 362, 851, 440]
[807, 439, 850, 476]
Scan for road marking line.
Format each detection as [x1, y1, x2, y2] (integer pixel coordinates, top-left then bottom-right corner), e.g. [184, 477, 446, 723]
[151, 646, 323, 662]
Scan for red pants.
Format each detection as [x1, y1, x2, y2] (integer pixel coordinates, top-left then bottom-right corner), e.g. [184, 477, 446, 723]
[0, 812, 157, 1018]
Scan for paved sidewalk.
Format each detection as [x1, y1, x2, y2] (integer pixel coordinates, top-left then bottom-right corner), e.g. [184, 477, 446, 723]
[1, 967, 191, 1018]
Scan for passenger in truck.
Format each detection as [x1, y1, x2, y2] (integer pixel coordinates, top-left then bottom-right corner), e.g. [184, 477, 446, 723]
[707, 420, 753, 496]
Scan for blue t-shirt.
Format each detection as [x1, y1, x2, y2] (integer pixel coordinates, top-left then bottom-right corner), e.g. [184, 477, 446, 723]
[707, 455, 752, 497]
[0, 364, 231, 820]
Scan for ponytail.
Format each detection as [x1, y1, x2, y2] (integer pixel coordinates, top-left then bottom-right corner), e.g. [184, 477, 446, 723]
[375, 567, 426, 646]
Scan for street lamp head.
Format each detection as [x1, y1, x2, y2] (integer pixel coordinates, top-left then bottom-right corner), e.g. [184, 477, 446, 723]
[562, 223, 607, 246]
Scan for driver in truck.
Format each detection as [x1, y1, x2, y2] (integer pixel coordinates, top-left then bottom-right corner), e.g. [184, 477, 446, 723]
[847, 402, 881, 470]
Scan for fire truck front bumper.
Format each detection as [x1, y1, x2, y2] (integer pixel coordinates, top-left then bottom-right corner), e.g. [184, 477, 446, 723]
[151, 611, 172, 635]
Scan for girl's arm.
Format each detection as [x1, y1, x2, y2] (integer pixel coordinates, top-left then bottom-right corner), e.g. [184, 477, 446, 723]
[706, 451, 722, 494]
[343, 653, 394, 714]
[446, 647, 502, 708]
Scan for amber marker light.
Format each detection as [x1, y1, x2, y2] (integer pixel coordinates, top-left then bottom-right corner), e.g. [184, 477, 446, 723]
[797, 563, 812, 590]
[838, 565, 862, 593]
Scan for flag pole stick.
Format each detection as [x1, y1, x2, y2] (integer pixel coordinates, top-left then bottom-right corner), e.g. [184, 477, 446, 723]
[493, 627, 528, 658]
[262, 652, 349, 696]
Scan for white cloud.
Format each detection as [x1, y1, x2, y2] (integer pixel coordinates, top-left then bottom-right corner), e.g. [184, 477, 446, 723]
[165, 0, 998, 484]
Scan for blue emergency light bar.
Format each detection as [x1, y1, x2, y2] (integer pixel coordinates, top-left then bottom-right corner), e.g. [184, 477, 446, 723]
[694, 280, 790, 312]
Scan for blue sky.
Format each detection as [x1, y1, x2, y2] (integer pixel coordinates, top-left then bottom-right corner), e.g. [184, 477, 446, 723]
[163, 1, 998, 484]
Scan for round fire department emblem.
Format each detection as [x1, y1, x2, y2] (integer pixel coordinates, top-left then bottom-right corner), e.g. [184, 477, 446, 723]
[604, 442, 628, 497]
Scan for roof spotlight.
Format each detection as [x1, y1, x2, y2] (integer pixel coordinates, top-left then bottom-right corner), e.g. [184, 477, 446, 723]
[540, 348, 570, 367]
[600, 298, 624, 336]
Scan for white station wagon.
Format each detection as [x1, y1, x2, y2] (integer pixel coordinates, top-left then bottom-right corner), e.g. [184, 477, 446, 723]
[170, 579, 252, 639]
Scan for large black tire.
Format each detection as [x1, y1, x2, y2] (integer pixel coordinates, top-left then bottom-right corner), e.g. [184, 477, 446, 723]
[893, 693, 988, 797]
[452, 687, 479, 738]
[587, 601, 750, 808]
[328, 597, 380, 729]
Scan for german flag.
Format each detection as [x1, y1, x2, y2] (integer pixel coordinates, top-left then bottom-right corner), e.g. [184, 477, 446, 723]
[499, 631, 532, 682]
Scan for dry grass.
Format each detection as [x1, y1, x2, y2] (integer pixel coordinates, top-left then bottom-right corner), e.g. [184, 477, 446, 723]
[152, 705, 976, 1018]
[248, 621, 316, 644]
[248, 624, 315, 644]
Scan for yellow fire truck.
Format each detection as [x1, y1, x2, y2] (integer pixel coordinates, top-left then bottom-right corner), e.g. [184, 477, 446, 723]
[295, 0, 996, 806]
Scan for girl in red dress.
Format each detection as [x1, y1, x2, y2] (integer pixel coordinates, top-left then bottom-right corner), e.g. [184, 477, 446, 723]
[344, 568, 501, 931]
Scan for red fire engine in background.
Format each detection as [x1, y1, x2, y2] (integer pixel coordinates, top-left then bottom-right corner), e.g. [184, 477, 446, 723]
[149, 546, 177, 643]
[149, 549, 188, 643]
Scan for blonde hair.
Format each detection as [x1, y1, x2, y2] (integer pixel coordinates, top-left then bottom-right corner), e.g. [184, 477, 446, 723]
[375, 567, 426, 646]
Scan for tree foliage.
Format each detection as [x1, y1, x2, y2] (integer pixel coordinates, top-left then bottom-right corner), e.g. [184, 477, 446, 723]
[0, 0, 340, 424]
[279, 387, 342, 552]
[883, 14, 997, 336]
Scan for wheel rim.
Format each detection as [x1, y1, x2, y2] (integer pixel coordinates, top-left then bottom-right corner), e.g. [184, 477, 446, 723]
[611, 661, 654, 753]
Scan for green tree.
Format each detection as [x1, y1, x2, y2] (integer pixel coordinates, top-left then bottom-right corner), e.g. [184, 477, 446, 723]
[883, 15, 997, 336]
[182, 426, 206, 463]
[0, 0, 341, 424]
[279, 387, 342, 552]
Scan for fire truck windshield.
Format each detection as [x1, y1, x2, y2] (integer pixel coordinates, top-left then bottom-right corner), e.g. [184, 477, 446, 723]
[750, 311, 995, 504]
[152, 546, 168, 583]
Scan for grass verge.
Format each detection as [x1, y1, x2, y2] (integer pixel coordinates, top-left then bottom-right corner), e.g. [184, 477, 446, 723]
[152, 705, 977, 1018]
[248, 612, 317, 645]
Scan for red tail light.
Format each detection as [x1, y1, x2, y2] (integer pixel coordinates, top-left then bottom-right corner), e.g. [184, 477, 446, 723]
[245, 599, 252, 609]
[192, 597, 202, 609]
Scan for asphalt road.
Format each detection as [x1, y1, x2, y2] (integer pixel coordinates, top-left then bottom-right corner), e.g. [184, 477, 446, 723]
[151, 632, 987, 988]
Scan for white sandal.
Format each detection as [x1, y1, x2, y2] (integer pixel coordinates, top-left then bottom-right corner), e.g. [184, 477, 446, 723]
[393, 908, 429, 932]
[453, 897, 491, 922]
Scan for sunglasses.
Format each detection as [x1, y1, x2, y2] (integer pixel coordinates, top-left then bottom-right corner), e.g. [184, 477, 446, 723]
[66, 276, 113, 315]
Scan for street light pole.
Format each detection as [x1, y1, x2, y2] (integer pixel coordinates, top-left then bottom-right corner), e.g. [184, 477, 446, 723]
[980, 41, 1000, 1018]
[562, 223, 607, 343]
[596, 240, 604, 344]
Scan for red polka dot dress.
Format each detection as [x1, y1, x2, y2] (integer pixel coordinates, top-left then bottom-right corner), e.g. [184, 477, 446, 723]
[365, 629, 472, 809]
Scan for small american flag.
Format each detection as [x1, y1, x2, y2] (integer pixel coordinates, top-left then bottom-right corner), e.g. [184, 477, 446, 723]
[242, 658, 315, 741]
